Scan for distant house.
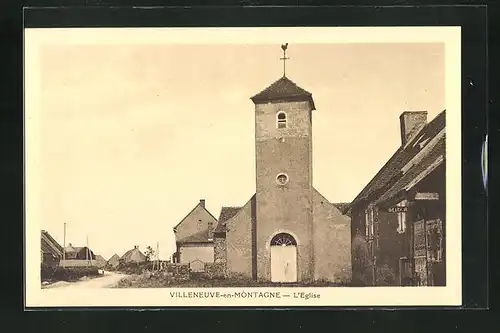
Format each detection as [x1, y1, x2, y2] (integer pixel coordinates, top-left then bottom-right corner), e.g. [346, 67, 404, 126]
[41, 230, 63, 268]
[120, 246, 147, 264]
[173, 199, 218, 271]
[94, 255, 107, 268]
[64, 243, 96, 260]
[106, 254, 120, 269]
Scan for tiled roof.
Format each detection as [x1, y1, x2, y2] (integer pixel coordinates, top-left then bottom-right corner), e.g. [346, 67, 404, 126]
[178, 229, 214, 244]
[107, 254, 120, 266]
[65, 246, 83, 252]
[348, 110, 446, 211]
[214, 207, 242, 233]
[375, 136, 445, 205]
[250, 76, 316, 110]
[95, 255, 106, 262]
[120, 248, 147, 262]
[41, 230, 63, 257]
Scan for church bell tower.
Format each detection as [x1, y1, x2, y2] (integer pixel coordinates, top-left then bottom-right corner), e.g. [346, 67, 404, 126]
[250, 44, 316, 282]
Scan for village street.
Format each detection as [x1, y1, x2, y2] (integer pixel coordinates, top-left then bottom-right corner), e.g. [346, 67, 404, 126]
[42, 271, 127, 289]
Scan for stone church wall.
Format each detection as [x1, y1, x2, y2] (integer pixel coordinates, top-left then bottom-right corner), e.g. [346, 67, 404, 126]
[225, 197, 254, 278]
[312, 189, 352, 283]
[214, 237, 227, 264]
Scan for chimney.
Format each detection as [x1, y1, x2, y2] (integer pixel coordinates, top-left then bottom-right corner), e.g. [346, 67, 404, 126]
[134, 245, 138, 249]
[208, 221, 213, 240]
[200, 199, 205, 208]
[399, 111, 427, 146]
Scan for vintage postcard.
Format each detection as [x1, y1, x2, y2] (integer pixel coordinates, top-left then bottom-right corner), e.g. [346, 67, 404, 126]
[25, 27, 462, 307]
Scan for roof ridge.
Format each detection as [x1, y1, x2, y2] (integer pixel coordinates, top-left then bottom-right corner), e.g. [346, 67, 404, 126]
[348, 110, 446, 210]
[173, 200, 219, 231]
[214, 194, 256, 234]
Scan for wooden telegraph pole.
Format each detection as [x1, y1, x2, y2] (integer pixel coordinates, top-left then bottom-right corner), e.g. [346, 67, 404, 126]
[63, 222, 66, 261]
[157, 241, 160, 271]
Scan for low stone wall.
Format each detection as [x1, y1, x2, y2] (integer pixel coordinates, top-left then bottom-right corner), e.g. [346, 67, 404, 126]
[204, 262, 226, 279]
[165, 263, 190, 280]
[59, 259, 98, 267]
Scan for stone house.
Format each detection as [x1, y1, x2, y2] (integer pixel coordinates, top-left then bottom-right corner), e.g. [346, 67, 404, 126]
[106, 254, 120, 269]
[120, 245, 147, 264]
[173, 199, 218, 271]
[64, 243, 96, 260]
[346, 110, 446, 286]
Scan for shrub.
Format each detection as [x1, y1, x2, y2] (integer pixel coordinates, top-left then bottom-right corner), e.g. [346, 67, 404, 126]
[375, 264, 397, 286]
[116, 261, 153, 275]
[41, 265, 100, 282]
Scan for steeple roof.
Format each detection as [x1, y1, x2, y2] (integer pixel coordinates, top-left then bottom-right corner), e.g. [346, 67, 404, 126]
[250, 76, 316, 110]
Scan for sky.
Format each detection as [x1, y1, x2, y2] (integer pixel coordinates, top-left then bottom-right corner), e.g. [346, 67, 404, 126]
[36, 42, 444, 260]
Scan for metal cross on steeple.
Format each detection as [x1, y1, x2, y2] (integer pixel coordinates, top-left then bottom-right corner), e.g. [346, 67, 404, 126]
[280, 43, 289, 77]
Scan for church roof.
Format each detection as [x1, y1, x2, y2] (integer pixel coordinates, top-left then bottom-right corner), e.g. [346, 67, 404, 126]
[178, 229, 214, 244]
[332, 203, 350, 213]
[250, 76, 316, 110]
[214, 207, 242, 233]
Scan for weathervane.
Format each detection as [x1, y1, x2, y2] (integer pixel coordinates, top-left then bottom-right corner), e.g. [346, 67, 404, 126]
[280, 43, 289, 77]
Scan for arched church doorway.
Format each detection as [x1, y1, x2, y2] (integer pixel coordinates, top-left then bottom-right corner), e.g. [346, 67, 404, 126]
[270, 233, 297, 283]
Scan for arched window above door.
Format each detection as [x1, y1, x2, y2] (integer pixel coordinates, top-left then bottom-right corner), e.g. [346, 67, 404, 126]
[271, 233, 297, 246]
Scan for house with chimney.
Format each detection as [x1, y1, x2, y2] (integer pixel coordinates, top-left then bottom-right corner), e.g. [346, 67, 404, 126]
[173, 199, 219, 272]
[346, 110, 446, 287]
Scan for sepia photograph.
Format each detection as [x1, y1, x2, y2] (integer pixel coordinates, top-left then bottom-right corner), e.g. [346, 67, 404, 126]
[25, 27, 462, 307]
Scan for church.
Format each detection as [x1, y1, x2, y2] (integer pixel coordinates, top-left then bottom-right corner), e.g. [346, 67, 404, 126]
[173, 46, 352, 283]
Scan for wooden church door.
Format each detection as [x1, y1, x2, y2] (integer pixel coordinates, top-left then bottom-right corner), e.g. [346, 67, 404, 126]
[270, 233, 297, 283]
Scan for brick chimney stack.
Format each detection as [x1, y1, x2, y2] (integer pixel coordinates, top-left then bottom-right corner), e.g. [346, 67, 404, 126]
[399, 111, 427, 146]
[200, 199, 206, 208]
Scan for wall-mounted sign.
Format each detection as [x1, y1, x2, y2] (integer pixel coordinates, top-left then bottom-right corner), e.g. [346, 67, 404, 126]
[387, 206, 408, 213]
[415, 192, 439, 200]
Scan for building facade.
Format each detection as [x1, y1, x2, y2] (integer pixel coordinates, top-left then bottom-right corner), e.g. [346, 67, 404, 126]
[347, 110, 446, 286]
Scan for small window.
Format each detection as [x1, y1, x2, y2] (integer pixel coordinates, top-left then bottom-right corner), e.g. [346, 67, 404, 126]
[277, 111, 287, 129]
[365, 207, 374, 239]
[397, 200, 407, 233]
[276, 173, 289, 186]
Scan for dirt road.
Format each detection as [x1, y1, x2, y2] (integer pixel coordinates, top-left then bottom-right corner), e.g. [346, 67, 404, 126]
[43, 271, 127, 289]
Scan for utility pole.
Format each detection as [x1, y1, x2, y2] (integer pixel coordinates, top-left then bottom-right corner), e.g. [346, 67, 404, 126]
[86, 235, 90, 266]
[63, 223, 66, 261]
[157, 241, 160, 271]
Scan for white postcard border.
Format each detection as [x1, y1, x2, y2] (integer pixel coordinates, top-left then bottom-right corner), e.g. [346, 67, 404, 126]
[25, 27, 462, 307]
